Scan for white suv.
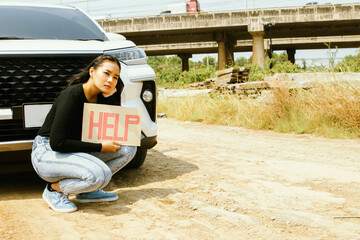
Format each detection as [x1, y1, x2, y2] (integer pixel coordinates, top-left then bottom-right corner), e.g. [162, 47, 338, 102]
[0, 3, 157, 173]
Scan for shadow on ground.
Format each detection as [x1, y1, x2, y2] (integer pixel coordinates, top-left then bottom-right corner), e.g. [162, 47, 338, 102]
[76, 187, 180, 215]
[110, 148, 198, 188]
[0, 149, 198, 203]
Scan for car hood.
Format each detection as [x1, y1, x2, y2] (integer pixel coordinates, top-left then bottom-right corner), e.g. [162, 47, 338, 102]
[0, 39, 137, 55]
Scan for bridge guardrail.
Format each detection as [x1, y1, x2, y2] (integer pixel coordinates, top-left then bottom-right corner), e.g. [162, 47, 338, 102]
[98, 2, 360, 21]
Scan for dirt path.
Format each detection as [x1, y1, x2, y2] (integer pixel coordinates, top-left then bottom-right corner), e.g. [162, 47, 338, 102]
[1, 118, 360, 240]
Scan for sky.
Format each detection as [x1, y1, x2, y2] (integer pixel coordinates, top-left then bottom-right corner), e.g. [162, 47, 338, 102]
[3, 0, 360, 65]
[16, 0, 359, 18]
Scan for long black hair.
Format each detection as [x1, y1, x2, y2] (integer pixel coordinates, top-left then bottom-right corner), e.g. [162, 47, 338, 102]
[67, 55, 121, 87]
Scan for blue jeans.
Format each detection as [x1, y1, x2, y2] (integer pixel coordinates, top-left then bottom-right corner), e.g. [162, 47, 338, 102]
[31, 136, 137, 195]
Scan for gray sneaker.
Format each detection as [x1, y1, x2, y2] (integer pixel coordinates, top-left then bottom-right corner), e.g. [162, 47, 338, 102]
[42, 184, 77, 213]
[76, 189, 118, 203]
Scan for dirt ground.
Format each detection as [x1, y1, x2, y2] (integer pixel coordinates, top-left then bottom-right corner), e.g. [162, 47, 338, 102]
[1, 118, 360, 240]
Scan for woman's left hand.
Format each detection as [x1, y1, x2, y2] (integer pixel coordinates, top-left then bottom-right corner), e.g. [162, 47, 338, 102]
[101, 141, 122, 152]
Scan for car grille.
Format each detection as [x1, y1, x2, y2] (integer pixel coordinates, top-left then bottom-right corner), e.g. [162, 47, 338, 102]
[0, 56, 97, 107]
[0, 55, 99, 141]
[0, 120, 37, 141]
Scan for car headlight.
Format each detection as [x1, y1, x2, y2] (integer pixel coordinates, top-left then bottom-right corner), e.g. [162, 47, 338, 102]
[105, 47, 147, 65]
[142, 89, 153, 102]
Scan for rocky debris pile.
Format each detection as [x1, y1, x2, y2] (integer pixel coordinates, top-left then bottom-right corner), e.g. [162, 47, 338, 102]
[189, 67, 252, 90]
[188, 67, 269, 98]
[216, 67, 251, 84]
[215, 81, 269, 99]
[188, 78, 215, 89]
[188, 70, 360, 99]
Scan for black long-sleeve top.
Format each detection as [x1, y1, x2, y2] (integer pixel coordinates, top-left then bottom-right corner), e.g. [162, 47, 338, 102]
[37, 83, 120, 153]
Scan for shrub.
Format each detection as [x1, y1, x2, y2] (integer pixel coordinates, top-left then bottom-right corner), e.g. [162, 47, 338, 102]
[335, 51, 360, 72]
[158, 81, 360, 138]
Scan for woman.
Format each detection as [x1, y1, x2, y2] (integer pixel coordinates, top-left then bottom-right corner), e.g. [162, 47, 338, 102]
[31, 55, 137, 213]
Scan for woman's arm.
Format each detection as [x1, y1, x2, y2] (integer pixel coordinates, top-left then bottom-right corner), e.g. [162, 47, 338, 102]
[49, 92, 102, 152]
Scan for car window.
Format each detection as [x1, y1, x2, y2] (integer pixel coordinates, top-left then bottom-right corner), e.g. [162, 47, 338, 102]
[0, 6, 107, 41]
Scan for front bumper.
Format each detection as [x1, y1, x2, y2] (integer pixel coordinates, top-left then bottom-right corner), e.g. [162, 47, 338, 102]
[0, 140, 33, 152]
[0, 135, 158, 153]
[140, 135, 157, 149]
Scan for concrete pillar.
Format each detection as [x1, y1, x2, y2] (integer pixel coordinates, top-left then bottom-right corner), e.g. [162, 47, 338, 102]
[177, 53, 192, 72]
[217, 41, 226, 70]
[226, 41, 235, 67]
[286, 48, 296, 64]
[215, 32, 236, 70]
[249, 31, 265, 67]
[248, 22, 265, 67]
[216, 32, 226, 70]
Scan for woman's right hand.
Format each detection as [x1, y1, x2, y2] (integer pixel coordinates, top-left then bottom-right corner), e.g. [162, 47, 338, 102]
[101, 141, 121, 152]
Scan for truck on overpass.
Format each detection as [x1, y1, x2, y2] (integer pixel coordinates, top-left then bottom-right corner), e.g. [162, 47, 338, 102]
[160, 0, 200, 14]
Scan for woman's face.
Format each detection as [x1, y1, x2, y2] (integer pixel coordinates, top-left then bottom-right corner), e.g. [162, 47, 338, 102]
[89, 60, 120, 95]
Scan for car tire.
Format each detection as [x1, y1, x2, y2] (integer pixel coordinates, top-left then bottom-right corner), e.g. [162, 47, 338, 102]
[124, 148, 147, 169]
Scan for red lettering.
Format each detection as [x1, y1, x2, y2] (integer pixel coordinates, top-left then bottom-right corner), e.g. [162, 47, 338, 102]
[102, 113, 114, 140]
[89, 111, 103, 140]
[88, 111, 140, 143]
[124, 114, 140, 141]
[114, 113, 124, 141]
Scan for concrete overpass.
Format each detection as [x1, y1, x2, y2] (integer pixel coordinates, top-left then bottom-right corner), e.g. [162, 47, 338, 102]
[98, 3, 360, 70]
[141, 35, 360, 55]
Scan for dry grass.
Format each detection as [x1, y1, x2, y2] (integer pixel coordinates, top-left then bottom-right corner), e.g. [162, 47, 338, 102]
[158, 81, 360, 138]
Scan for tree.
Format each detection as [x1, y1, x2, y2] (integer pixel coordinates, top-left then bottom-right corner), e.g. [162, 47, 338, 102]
[235, 57, 250, 66]
[202, 56, 216, 66]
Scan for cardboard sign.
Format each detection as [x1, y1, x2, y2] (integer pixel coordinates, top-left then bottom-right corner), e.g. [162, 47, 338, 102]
[82, 103, 142, 146]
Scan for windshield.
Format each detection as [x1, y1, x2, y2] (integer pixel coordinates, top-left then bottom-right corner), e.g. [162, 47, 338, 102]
[0, 6, 108, 41]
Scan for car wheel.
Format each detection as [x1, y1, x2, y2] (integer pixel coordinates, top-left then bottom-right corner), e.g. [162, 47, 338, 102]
[124, 147, 147, 169]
